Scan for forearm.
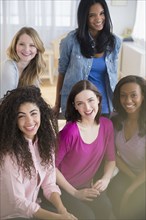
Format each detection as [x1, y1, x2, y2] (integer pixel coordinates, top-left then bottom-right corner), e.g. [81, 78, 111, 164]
[49, 192, 67, 213]
[128, 169, 145, 193]
[33, 207, 61, 220]
[55, 74, 64, 108]
[56, 168, 77, 197]
[116, 154, 136, 179]
[102, 160, 116, 181]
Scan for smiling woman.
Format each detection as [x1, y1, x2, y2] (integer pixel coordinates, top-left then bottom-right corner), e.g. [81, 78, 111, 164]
[17, 102, 41, 140]
[0, 26, 46, 99]
[55, 80, 116, 220]
[0, 85, 77, 220]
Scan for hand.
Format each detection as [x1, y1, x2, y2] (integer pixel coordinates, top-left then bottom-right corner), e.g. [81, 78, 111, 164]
[57, 206, 77, 220]
[60, 212, 78, 220]
[92, 178, 110, 192]
[74, 188, 100, 201]
[52, 104, 60, 117]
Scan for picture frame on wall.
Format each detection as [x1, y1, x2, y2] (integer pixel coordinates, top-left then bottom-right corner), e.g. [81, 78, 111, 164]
[111, 0, 127, 6]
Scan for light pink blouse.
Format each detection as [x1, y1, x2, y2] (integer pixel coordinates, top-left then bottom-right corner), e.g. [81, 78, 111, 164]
[0, 139, 61, 219]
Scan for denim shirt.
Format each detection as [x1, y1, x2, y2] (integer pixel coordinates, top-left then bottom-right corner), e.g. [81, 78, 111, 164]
[59, 30, 122, 114]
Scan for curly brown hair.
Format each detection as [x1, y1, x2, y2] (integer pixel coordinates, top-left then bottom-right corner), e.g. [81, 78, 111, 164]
[0, 86, 58, 178]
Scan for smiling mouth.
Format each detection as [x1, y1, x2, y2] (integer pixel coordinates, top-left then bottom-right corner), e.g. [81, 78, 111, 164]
[25, 125, 36, 131]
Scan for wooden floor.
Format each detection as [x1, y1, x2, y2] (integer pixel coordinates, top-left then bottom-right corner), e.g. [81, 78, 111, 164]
[40, 78, 56, 107]
[40, 78, 66, 130]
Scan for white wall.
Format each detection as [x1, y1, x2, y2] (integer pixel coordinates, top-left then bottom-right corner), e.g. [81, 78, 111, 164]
[107, 0, 137, 36]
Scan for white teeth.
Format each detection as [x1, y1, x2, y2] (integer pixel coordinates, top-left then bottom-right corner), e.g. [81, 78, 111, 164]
[25, 125, 35, 131]
[126, 105, 133, 108]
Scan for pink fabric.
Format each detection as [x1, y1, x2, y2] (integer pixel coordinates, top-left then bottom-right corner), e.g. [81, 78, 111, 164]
[115, 128, 146, 175]
[56, 117, 115, 188]
[0, 139, 61, 219]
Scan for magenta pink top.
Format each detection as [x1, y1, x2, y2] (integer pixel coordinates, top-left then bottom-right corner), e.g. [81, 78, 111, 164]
[56, 117, 115, 188]
[1, 138, 61, 219]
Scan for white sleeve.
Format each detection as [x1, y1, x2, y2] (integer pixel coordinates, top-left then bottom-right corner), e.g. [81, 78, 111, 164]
[0, 60, 19, 99]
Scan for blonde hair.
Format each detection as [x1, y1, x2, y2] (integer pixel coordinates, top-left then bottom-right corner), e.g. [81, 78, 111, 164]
[7, 27, 46, 86]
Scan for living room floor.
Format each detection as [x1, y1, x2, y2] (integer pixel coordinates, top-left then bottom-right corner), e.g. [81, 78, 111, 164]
[40, 78, 66, 130]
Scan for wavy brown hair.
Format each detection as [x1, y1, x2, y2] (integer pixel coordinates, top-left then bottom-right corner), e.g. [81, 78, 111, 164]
[7, 26, 46, 87]
[0, 86, 58, 178]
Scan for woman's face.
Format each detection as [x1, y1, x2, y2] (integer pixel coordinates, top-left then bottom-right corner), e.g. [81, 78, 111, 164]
[74, 89, 100, 121]
[16, 33, 37, 64]
[120, 82, 144, 115]
[88, 3, 105, 37]
[17, 102, 41, 140]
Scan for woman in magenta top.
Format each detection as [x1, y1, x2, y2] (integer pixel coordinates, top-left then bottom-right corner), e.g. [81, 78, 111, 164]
[56, 80, 116, 220]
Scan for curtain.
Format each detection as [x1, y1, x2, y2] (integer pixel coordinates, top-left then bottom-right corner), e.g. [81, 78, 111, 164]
[132, 0, 145, 44]
[0, 0, 80, 61]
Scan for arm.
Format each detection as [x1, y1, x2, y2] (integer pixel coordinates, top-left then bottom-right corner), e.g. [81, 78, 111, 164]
[34, 206, 77, 220]
[124, 169, 145, 196]
[116, 153, 136, 180]
[92, 160, 115, 192]
[33, 192, 77, 220]
[56, 168, 99, 201]
[0, 60, 18, 98]
[53, 74, 64, 116]
[120, 169, 145, 215]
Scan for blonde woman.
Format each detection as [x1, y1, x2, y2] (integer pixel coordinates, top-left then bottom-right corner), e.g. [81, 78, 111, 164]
[0, 27, 46, 99]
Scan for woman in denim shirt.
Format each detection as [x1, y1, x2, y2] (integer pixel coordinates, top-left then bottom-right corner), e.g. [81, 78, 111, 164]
[54, 0, 121, 117]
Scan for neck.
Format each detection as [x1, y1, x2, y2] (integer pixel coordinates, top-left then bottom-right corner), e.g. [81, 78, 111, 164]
[17, 60, 29, 70]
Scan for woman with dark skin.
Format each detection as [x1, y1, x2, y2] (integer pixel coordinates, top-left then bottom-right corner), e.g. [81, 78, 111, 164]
[108, 75, 146, 220]
[0, 86, 77, 220]
[54, 0, 121, 117]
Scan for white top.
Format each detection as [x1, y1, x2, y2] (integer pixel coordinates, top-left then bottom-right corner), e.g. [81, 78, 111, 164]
[0, 59, 19, 99]
[0, 59, 39, 99]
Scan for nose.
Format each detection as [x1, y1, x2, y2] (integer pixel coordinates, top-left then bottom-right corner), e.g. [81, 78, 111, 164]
[23, 44, 30, 51]
[25, 115, 33, 124]
[125, 95, 132, 103]
[84, 102, 90, 111]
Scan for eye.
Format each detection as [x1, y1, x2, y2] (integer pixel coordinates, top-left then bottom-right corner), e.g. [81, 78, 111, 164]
[17, 115, 25, 119]
[19, 43, 24, 46]
[88, 14, 96, 18]
[131, 93, 137, 98]
[120, 94, 126, 98]
[89, 98, 94, 102]
[30, 44, 36, 47]
[100, 11, 105, 16]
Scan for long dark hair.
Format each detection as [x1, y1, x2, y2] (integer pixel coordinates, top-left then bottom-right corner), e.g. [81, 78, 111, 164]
[0, 86, 58, 177]
[112, 75, 146, 137]
[76, 0, 115, 58]
[65, 80, 102, 124]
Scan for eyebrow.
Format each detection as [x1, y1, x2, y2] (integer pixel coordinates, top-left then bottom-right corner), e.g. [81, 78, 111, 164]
[18, 109, 38, 114]
[75, 97, 95, 103]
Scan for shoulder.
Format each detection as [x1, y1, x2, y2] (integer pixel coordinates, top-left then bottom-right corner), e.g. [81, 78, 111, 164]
[2, 153, 18, 171]
[59, 122, 78, 140]
[61, 30, 77, 46]
[113, 34, 122, 47]
[1, 59, 17, 71]
[60, 121, 77, 134]
[99, 116, 114, 129]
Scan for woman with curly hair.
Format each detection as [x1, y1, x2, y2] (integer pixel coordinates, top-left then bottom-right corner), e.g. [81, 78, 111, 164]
[0, 26, 46, 99]
[0, 86, 77, 220]
[108, 75, 146, 220]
